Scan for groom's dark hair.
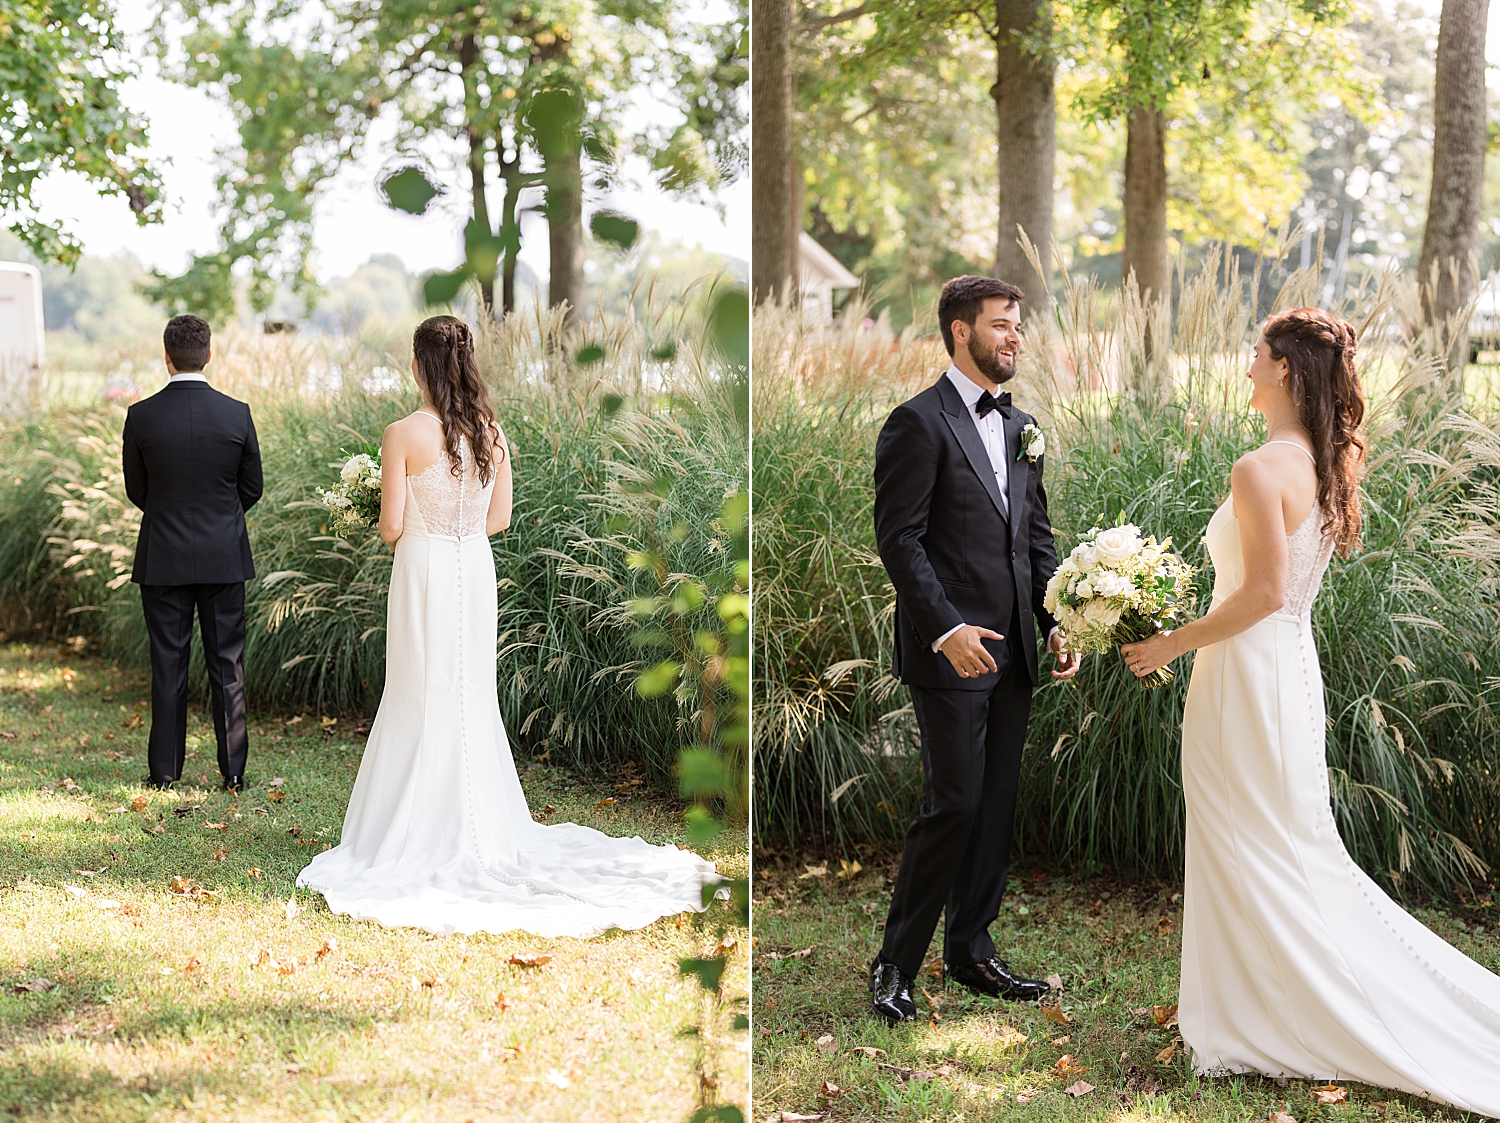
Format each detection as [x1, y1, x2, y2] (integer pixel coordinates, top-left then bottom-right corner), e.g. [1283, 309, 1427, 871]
[163, 314, 212, 373]
[938, 276, 1024, 357]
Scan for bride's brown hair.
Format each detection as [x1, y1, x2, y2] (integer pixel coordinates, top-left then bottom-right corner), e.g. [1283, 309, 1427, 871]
[1260, 307, 1366, 556]
[411, 315, 503, 485]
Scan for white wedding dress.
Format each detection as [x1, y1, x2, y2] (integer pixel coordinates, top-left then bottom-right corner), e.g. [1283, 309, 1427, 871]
[1179, 463, 1500, 1112]
[296, 429, 721, 937]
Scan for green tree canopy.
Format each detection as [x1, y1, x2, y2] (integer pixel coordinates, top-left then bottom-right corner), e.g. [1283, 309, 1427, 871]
[0, 0, 164, 265]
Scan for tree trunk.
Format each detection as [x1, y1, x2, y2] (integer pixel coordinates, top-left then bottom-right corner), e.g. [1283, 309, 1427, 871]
[546, 139, 585, 323]
[751, 0, 795, 305]
[991, 0, 1055, 296]
[1122, 104, 1170, 305]
[498, 139, 523, 316]
[1418, 0, 1489, 365]
[469, 126, 495, 315]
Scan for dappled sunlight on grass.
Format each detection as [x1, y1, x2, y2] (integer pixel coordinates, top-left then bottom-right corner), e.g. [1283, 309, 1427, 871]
[0, 643, 747, 1120]
[751, 855, 1494, 1123]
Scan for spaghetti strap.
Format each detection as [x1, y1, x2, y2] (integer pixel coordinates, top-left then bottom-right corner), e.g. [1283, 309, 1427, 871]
[1264, 439, 1315, 462]
[410, 410, 442, 424]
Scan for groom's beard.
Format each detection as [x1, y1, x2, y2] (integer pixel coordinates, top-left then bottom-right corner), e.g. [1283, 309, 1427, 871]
[972, 338, 1017, 385]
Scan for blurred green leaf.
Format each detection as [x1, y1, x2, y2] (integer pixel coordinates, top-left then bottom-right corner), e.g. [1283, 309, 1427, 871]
[679, 956, 727, 992]
[650, 341, 679, 362]
[636, 660, 681, 698]
[423, 268, 469, 306]
[688, 1106, 744, 1123]
[575, 344, 606, 366]
[380, 166, 442, 216]
[590, 210, 640, 251]
[708, 288, 749, 368]
[677, 747, 729, 798]
[685, 804, 724, 844]
[602, 392, 625, 416]
[731, 1014, 749, 1030]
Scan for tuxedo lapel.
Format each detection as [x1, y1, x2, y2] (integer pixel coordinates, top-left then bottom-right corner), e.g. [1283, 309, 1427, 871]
[1003, 411, 1029, 530]
[936, 377, 1009, 527]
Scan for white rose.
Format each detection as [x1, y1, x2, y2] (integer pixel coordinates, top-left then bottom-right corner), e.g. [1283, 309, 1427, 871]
[1028, 431, 1045, 457]
[1075, 545, 1098, 571]
[1093, 571, 1132, 599]
[1044, 571, 1065, 615]
[1093, 526, 1141, 566]
[340, 455, 367, 483]
[1081, 598, 1122, 630]
[1074, 577, 1093, 599]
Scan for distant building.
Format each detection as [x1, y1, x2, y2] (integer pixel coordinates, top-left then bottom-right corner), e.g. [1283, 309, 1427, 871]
[0, 262, 45, 411]
[797, 232, 859, 325]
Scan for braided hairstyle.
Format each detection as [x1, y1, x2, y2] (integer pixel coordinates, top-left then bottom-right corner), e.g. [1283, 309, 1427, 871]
[1260, 307, 1366, 556]
[411, 315, 503, 486]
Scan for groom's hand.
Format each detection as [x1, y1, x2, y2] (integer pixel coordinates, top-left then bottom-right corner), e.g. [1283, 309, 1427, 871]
[940, 625, 1002, 679]
[1049, 630, 1081, 680]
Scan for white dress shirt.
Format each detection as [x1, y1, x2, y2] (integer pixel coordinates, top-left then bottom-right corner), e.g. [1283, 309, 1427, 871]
[944, 364, 1008, 514]
[931, 365, 1055, 655]
[168, 371, 208, 383]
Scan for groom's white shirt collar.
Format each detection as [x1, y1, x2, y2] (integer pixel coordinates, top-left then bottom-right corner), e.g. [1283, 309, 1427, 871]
[168, 372, 208, 383]
[944, 363, 990, 407]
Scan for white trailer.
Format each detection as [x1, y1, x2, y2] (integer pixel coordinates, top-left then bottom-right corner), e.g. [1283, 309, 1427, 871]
[0, 262, 46, 411]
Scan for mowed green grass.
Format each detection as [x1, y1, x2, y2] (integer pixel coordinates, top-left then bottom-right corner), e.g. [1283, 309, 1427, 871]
[751, 852, 1499, 1123]
[0, 642, 747, 1122]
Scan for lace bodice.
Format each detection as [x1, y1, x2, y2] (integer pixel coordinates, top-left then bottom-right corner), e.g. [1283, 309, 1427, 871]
[1205, 497, 1334, 619]
[406, 435, 493, 539]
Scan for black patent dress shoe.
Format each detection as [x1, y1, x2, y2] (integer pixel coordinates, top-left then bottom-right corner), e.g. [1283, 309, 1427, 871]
[221, 774, 244, 793]
[869, 957, 918, 1024]
[946, 956, 1051, 1002]
[141, 775, 173, 791]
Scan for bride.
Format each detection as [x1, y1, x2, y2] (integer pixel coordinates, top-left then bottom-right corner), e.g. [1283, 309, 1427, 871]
[296, 315, 722, 937]
[1121, 308, 1500, 1112]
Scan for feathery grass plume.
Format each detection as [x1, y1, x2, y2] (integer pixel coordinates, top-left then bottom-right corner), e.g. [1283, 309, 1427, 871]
[0, 285, 746, 795]
[755, 249, 1500, 904]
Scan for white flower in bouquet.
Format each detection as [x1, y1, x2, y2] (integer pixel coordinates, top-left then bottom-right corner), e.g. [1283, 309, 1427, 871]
[1045, 521, 1196, 688]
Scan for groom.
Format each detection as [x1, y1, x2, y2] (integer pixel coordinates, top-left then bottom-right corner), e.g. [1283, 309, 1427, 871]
[122, 314, 262, 792]
[869, 275, 1080, 1023]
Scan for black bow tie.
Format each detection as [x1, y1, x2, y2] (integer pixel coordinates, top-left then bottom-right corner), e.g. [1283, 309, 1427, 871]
[975, 391, 1011, 418]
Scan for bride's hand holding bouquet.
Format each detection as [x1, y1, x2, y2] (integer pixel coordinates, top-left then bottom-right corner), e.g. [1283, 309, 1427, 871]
[1044, 522, 1195, 688]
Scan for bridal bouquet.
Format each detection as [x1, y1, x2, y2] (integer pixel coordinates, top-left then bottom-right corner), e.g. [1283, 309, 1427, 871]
[1043, 523, 1195, 688]
[317, 448, 382, 539]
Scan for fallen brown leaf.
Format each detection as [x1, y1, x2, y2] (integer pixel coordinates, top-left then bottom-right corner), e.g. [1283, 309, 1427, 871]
[1046, 973, 1064, 993]
[1156, 1036, 1183, 1065]
[836, 859, 862, 879]
[1064, 1080, 1096, 1097]
[797, 864, 828, 880]
[1157, 914, 1174, 936]
[494, 991, 510, 1012]
[280, 898, 302, 922]
[1051, 1035, 1072, 1046]
[1152, 1003, 1179, 1027]
[1271, 1109, 1298, 1123]
[130, 795, 147, 811]
[203, 821, 228, 831]
[266, 790, 286, 803]
[762, 946, 814, 961]
[183, 957, 201, 973]
[1055, 1054, 1089, 1078]
[141, 822, 166, 835]
[848, 1046, 886, 1058]
[1041, 1002, 1073, 1025]
[212, 847, 228, 862]
[245, 867, 262, 879]
[1310, 1085, 1348, 1105]
[594, 797, 616, 809]
[815, 1033, 837, 1055]
[778, 1114, 824, 1122]
[315, 937, 339, 959]
[277, 957, 297, 976]
[14, 978, 57, 993]
[819, 1080, 842, 1098]
[169, 876, 192, 895]
[508, 953, 551, 967]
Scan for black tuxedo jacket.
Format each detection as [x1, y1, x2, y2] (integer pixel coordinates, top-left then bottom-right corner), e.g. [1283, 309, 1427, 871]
[873, 374, 1060, 690]
[122, 380, 263, 585]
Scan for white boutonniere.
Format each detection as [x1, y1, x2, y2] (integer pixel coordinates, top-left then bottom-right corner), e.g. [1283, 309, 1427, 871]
[1018, 422, 1045, 462]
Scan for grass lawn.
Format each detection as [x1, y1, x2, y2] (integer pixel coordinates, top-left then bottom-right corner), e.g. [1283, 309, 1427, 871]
[0, 641, 748, 1122]
[751, 849, 1499, 1123]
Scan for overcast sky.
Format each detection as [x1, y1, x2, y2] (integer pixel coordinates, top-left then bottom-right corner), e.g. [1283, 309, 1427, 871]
[31, 0, 749, 284]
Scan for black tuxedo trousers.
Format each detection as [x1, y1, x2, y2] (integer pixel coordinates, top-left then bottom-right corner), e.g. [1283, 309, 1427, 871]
[879, 629, 1034, 977]
[140, 583, 249, 784]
